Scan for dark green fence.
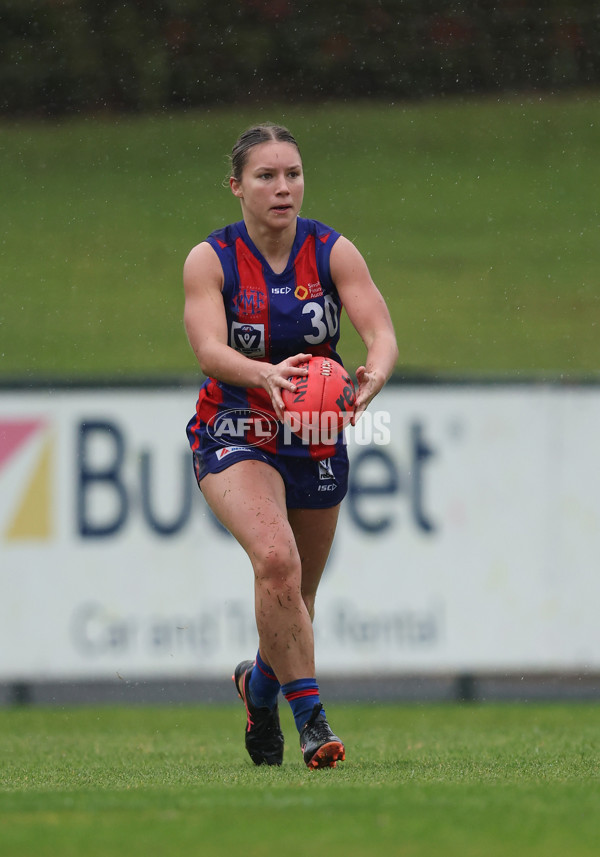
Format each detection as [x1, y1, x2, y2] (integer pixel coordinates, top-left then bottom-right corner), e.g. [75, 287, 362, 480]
[2, 1, 599, 115]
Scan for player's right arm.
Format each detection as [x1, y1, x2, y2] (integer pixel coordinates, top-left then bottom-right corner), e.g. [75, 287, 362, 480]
[183, 242, 309, 418]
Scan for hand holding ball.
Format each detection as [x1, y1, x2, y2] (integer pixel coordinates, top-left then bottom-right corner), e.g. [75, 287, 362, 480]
[281, 356, 356, 445]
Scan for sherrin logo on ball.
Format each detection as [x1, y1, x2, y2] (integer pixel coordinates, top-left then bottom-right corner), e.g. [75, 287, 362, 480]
[281, 355, 356, 446]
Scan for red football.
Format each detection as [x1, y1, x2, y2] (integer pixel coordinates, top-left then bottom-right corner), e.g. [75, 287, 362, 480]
[281, 355, 356, 445]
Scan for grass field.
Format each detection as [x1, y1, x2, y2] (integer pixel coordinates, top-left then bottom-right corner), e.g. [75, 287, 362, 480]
[1, 703, 598, 857]
[1, 93, 599, 381]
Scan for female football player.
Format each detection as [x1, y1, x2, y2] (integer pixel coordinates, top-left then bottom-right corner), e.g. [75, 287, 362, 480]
[184, 123, 398, 768]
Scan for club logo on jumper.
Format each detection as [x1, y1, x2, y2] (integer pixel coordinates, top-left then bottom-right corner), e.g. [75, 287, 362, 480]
[233, 288, 267, 315]
[0, 418, 54, 541]
[294, 282, 324, 300]
[231, 322, 265, 358]
[207, 408, 279, 448]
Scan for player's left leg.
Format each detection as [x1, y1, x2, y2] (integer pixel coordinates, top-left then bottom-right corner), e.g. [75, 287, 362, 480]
[284, 503, 346, 768]
[287, 504, 340, 622]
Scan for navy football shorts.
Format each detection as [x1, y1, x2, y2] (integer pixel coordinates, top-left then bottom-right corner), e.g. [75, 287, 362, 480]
[192, 444, 349, 509]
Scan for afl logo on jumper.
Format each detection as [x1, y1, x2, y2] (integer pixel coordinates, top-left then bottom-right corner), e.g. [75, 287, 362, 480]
[231, 322, 265, 358]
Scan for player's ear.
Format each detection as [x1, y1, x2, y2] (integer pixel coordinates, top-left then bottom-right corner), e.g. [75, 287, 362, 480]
[230, 176, 243, 198]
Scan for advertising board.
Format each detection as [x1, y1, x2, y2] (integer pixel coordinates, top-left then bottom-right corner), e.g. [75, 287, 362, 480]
[1, 384, 598, 680]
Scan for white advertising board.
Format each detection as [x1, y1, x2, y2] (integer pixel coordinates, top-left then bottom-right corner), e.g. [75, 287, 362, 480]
[1, 384, 599, 680]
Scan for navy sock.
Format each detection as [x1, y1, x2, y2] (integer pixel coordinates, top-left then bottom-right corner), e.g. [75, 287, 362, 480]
[248, 650, 280, 710]
[281, 678, 323, 732]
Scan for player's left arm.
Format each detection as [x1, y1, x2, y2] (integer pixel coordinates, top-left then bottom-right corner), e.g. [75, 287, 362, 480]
[330, 236, 399, 423]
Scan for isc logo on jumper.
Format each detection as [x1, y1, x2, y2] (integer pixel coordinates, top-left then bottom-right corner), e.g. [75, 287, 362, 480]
[0, 419, 54, 541]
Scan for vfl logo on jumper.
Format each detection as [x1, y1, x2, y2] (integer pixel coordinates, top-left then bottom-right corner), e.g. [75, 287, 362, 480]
[0, 419, 53, 541]
[207, 409, 279, 448]
[231, 322, 265, 358]
[295, 282, 324, 300]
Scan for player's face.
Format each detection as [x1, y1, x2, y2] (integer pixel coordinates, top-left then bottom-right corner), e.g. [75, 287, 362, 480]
[231, 141, 304, 231]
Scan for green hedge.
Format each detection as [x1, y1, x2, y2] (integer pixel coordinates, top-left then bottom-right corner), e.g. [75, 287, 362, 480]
[2, 1, 599, 115]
